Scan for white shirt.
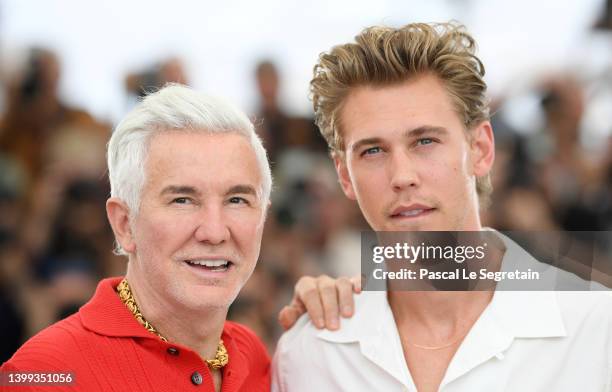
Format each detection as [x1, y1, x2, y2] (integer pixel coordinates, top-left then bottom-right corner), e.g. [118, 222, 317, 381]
[272, 234, 612, 391]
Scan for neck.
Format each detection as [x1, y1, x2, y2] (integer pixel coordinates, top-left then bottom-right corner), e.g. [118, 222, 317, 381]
[388, 290, 493, 333]
[124, 263, 227, 361]
[387, 220, 501, 341]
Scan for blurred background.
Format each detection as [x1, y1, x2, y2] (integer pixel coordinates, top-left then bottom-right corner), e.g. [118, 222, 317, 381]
[0, 0, 611, 359]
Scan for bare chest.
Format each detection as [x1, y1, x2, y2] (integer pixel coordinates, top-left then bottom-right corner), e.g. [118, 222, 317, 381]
[401, 340, 459, 392]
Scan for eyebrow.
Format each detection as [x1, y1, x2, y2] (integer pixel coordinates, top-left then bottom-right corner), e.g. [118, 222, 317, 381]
[350, 125, 449, 153]
[160, 184, 259, 198]
[224, 184, 258, 197]
[403, 125, 449, 139]
[160, 185, 201, 197]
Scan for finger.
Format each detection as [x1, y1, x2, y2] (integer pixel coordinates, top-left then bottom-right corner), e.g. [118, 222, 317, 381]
[350, 274, 363, 293]
[336, 277, 355, 317]
[317, 275, 340, 330]
[278, 305, 302, 331]
[295, 277, 325, 329]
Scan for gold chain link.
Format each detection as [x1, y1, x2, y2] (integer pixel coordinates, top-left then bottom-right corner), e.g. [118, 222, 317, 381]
[116, 278, 228, 369]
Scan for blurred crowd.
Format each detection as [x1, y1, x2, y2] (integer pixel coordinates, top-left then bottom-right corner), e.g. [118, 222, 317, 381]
[1, 15, 612, 361]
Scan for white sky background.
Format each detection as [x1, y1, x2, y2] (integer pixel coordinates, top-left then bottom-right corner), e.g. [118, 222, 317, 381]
[0, 0, 608, 124]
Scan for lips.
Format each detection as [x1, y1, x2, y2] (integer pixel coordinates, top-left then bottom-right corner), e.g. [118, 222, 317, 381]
[390, 204, 436, 219]
[183, 258, 233, 272]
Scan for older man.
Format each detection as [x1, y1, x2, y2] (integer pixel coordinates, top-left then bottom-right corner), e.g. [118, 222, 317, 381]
[2, 85, 277, 391]
[273, 23, 612, 392]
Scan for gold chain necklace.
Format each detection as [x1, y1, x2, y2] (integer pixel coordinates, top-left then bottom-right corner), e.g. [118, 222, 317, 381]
[404, 331, 467, 350]
[406, 336, 464, 350]
[116, 278, 229, 369]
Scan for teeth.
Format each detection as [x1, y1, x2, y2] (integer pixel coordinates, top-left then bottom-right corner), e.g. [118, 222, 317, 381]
[400, 209, 424, 217]
[187, 259, 229, 267]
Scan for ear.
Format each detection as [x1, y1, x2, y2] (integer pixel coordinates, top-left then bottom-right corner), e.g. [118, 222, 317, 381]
[470, 121, 495, 178]
[333, 154, 357, 200]
[106, 197, 136, 253]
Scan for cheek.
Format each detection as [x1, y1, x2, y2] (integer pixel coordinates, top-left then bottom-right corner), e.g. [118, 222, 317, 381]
[352, 174, 389, 225]
[134, 211, 192, 256]
[228, 212, 265, 257]
[436, 157, 475, 205]
[352, 167, 387, 201]
[427, 145, 471, 184]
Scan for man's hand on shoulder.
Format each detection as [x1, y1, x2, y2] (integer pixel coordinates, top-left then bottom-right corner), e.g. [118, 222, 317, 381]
[278, 275, 361, 331]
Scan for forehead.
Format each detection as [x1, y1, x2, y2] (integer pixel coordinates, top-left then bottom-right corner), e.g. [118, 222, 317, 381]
[339, 75, 464, 145]
[143, 131, 262, 193]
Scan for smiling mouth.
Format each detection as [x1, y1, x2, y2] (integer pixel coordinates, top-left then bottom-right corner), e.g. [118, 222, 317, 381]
[184, 259, 233, 272]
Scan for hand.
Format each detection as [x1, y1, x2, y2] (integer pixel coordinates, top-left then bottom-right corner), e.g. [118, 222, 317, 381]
[278, 275, 361, 331]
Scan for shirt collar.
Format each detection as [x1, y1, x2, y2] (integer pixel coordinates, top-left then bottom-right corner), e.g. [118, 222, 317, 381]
[80, 276, 156, 339]
[491, 229, 566, 338]
[219, 323, 251, 390]
[80, 277, 253, 387]
[315, 290, 566, 344]
[317, 291, 411, 386]
[315, 230, 568, 387]
[316, 229, 567, 344]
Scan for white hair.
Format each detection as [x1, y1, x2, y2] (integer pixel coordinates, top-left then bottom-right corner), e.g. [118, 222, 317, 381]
[107, 83, 272, 224]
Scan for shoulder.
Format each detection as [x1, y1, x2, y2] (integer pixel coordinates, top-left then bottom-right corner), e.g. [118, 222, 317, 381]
[275, 292, 377, 363]
[275, 314, 318, 359]
[272, 293, 386, 391]
[276, 291, 381, 358]
[2, 313, 91, 370]
[553, 291, 612, 366]
[555, 291, 612, 330]
[554, 291, 612, 359]
[272, 315, 322, 392]
[272, 313, 328, 379]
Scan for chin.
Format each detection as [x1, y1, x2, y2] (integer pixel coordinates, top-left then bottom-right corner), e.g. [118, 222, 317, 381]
[182, 286, 238, 310]
[382, 220, 430, 232]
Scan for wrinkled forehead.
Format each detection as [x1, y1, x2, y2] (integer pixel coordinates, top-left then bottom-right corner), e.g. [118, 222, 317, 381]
[142, 130, 264, 196]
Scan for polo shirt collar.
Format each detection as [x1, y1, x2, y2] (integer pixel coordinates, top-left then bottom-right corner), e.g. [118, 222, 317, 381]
[79, 277, 253, 388]
[80, 276, 156, 340]
[219, 326, 250, 390]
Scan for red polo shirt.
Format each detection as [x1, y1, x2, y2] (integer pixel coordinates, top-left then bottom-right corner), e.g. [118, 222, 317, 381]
[1, 277, 270, 391]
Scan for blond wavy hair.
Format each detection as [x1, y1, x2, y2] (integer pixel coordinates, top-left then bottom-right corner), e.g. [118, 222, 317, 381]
[310, 22, 492, 203]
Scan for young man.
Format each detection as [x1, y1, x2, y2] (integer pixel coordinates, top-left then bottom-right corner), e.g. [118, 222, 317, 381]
[273, 23, 612, 391]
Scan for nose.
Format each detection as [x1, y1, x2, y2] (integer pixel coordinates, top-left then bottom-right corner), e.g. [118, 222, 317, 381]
[388, 149, 419, 192]
[194, 205, 230, 245]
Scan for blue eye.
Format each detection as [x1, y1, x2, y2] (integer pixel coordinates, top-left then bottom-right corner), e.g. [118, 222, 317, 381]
[418, 138, 434, 146]
[361, 147, 382, 156]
